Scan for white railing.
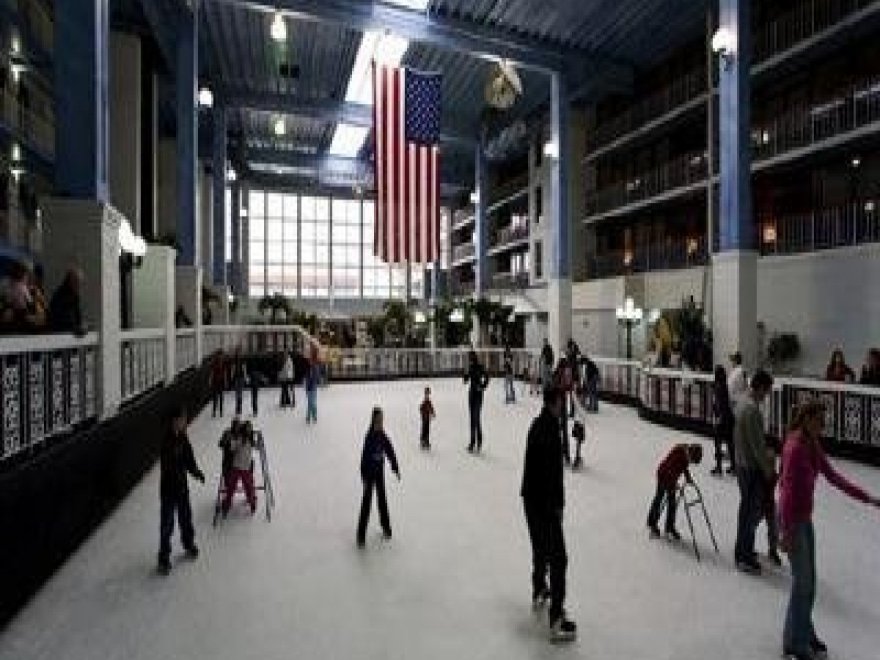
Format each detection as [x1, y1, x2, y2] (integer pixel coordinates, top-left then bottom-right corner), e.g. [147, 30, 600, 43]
[203, 325, 312, 357]
[326, 347, 535, 380]
[0, 333, 98, 460]
[120, 329, 166, 403]
[175, 328, 197, 375]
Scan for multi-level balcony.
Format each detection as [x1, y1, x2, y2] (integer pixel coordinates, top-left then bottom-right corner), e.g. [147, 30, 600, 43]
[490, 271, 530, 290]
[0, 77, 55, 159]
[760, 200, 880, 255]
[488, 222, 529, 256]
[587, 237, 709, 279]
[451, 242, 476, 265]
[585, 151, 709, 220]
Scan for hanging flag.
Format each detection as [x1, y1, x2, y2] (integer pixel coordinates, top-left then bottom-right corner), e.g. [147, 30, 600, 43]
[373, 63, 441, 264]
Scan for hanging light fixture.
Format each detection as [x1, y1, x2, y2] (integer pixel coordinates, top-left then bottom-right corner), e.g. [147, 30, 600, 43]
[274, 117, 286, 137]
[227, 167, 237, 183]
[270, 12, 287, 43]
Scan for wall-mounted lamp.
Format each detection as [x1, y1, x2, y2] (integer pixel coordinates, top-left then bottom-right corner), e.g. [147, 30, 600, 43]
[118, 219, 147, 257]
[270, 12, 287, 43]
[227, 167, 237, 183]
[543, 140, 559, 160]
[450, 308, 465, 323]
[240, 208, 249, 218]
[198, 86, 214, 108]
[469, 190, 479, 205]
[274, 117, 286, 137]
[711, 27, 737, 70]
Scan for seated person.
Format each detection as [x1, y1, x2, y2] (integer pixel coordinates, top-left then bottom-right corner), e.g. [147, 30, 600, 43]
[221, 421, 257, 515]
[825, 348, 855, 383]
[646, 443, 703, 540]
[860, 348, 880, 386]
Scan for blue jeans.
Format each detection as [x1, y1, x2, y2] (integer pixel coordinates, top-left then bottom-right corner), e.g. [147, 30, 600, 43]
[306, 388, 317, 423]
[586, 378, 599, 412]
[784, 522, 816, 654]
[735, 468, 766, 562]
[504, 374, 515, 403]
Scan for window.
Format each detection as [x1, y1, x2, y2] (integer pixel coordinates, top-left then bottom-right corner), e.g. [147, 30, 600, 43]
[332, 199, 361, 297]
[247, 190, 266, 296]
[300, 195, 331, 297]
[363, 201, 391, 299]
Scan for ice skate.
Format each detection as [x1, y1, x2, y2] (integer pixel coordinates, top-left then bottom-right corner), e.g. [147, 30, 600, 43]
[548, 611, 577, 643]
[531, 586, 551, 612]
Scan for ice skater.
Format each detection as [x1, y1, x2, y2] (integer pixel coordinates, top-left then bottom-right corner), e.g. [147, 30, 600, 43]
[248, 363, 261, 416]
[464, 350, 489, 453]
[209, 351, 227, 418]
[356, 407, 401, 547]
[419, 386, 435, 449]
[503, 343, 516, 404]
[305, 360, 320, 424]
[231, 353, 247, 416]
[646, 443, 703, 540]
[711, 365, 735, 475]
[279, 351, 295, 408]
[221, 421, 257, 516]
[158, 406, 205, 575]
[778, 401, 880, 660]
[553, 359, 573, 464]
[521, 386, 576, 642]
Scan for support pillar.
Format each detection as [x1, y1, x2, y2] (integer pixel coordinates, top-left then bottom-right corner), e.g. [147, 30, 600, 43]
[230, 183, 242, 295]
[176, 12, 198, 266]
[199, 164, 213, 283]
[176, 266, 203, 362]
[472, 142, 488, 346]
[712, 0, 757, 369]
[132, 245, 176, 381]
[109, 31, 142, 232]
[43, 200, 122, 417]
[240, 184, 250, 295]
[212, 105, 227, 286]
[547, 73, 572, 360]
[55, 0, 110, 201]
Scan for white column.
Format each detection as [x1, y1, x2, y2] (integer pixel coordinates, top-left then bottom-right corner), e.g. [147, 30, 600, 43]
[176, 266, 203, 362]
[109, 32, 142, 233]
[43, 199, 123, 416]
[132, 245, 177, 380]
[199, 165, 213, 284]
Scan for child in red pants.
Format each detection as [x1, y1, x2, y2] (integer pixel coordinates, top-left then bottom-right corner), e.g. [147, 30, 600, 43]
[222, 422, 257, 515]
[646, 443, 703, 539]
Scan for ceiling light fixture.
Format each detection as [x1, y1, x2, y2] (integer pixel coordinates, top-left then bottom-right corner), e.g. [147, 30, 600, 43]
[227, 167, 237, 183]
[270, 12, 287, 43]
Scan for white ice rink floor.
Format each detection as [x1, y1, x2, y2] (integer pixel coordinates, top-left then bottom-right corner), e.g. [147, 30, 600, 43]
[2, 378, 880, 660]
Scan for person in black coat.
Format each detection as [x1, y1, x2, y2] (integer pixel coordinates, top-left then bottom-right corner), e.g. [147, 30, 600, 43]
[231, 353, 247, 416]
[711, 365, 736, 475]
[48, 268, 85, 335]
[357, 407, 400, 547]
[521, 386, 576, 642]
[463, 350, 490, 453]
[158, 406, 205, 575]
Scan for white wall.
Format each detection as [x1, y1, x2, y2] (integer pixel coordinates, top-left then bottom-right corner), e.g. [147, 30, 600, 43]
[109, 32, 141, 233]
[757, 244, 880, 376]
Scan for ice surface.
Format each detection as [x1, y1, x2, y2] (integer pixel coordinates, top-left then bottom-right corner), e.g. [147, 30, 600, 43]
[2, 378, 879, 660]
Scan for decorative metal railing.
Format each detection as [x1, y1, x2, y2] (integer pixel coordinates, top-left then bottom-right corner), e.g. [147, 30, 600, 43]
[760, 201, 880, 255]
[490, 271, 530, 290]
[492, 224, 530, 250]
[452, 243, 476, 262]
[202, 325, 309, 357]
[588, 238, 709, 279]
[175, 329, 197, 375]
[120, 329, 166, 403]
[325, 348, 535, 380]
[0, 333, 98, 461]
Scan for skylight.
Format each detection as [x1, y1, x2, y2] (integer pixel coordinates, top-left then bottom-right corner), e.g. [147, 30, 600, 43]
[328, 29, 411, 156]
[328, 123, 371, 158]
[383, 0, 431, 11]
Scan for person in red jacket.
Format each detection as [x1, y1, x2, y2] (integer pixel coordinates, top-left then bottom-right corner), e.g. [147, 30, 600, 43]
[777, 401, 880, 660]
[646, 443, 703, 539]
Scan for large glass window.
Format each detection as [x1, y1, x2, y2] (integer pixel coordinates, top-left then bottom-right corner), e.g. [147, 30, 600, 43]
[332, 199, 361, 298]
[300, 195, 331, 297]
[362, 201, 392, 299]
[248, 190, 266, 297]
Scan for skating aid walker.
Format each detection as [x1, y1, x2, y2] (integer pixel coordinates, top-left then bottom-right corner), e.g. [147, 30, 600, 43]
[213, 430, 276, 525]
[663, 478, 719, 561]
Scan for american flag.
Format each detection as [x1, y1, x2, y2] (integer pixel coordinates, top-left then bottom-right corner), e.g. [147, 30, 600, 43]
[373, 63, 441, 264]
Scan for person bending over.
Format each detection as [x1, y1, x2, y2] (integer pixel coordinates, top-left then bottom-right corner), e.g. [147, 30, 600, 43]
[646, 443, 703, 539]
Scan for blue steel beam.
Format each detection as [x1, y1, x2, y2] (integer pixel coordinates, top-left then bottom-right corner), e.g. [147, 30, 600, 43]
[212, 105, 228, 285]
[245, 147, 471, 188]
[137, 0, 179, 73]
[223, 89, 477, 149]
[207, 0, 631, 79]
[177, 10, 198, 266]
[244, 171, 468, 200]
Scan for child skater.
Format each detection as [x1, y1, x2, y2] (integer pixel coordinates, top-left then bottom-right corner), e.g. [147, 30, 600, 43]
[221, 421, 257, 516]
[419, 387, 436, 450]
[356, 407, 401, 547]
[646, 443, 703, 539]
[158, 406, 205, 575]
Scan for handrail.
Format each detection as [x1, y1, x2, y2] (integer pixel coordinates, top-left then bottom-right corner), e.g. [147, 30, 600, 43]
[121, 328, 165, 342]
[0, 332, 98, 356]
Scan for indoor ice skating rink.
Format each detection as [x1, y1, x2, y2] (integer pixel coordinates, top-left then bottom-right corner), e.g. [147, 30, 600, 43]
[2, 379, 879, 660]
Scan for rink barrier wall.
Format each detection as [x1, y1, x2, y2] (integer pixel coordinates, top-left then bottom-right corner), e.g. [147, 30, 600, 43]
[0, 362, 211, 628]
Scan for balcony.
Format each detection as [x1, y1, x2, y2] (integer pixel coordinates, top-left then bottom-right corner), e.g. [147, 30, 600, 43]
[490, 271, 530, 290]
[450, 279, 475, 297]
[451, 242, 476, 265]
[0, 83, 55, 159]
[753, 0, 877, 65]
[752, 79, 880, 169]
[760, 200, 880, 256]
[589, 68, 708, 153]
[489, 224, 529, 254]
[585, 152, 709, 220]
[588, 238, 709, 279]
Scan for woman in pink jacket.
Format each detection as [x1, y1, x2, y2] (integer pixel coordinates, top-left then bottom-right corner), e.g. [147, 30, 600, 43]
[777, 401, 880, 660]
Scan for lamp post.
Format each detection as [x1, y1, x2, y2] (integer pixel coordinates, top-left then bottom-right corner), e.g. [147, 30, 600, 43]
[616, 296, 643, 360]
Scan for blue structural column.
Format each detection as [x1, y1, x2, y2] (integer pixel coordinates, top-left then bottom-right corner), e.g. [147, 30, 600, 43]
[230, 183, 242, 295]
[547, 72, 572, 359]
[176, 11, 198, 266]
[212, 106, 227, 286]
[712, 0, 758, 368]
[474, 141, 488, 298]
[54, 0, 109, 200]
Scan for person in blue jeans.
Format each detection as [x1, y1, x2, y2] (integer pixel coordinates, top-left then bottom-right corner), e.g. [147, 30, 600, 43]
[305, 361, 319, 423]
[503, 344, 515, 404]
[357, 407, 400, 547]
